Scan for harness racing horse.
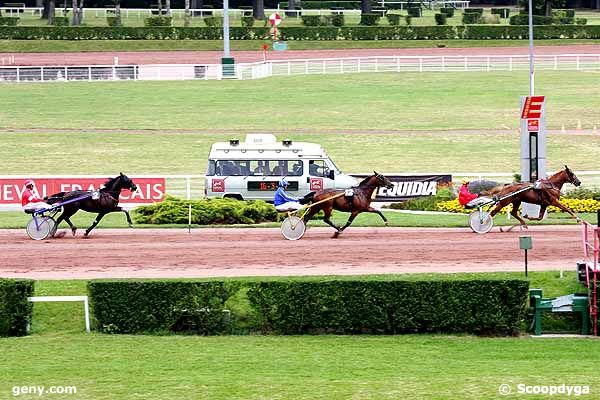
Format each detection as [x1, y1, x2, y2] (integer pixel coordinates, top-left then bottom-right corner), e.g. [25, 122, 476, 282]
[487, 165, 581, 229]
[303, 172, 394, 237]
[46, 173, 138, 237]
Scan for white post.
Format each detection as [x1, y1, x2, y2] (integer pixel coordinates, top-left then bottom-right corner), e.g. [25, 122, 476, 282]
[487, 56, 490, 72]
[288, 61, 291, 76]
[441, 56, 445, 72]
[576, 55, 580, 71]
[88, 66, 92, 81]
[554, 55, 558, 70]
[396, 56, 400, 72]
[41, 66, 44, 82]
[16, 66, 20, 82]
[83, 297, 91, 333]
[358, 58, 361, 73]
[509, 56, 512, 72]
[464, 56, 467, 71]
[340, 59, 343, 74]
[419, 57, 423, 72]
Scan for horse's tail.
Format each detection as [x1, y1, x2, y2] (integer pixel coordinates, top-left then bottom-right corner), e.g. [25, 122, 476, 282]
[480, 185, 505, 197]
[44, 191, 67, 204]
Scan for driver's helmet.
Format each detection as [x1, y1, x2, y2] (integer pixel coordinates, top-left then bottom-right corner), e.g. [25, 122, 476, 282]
[278, 178, 289, 188]
[24, 179, 34, 188]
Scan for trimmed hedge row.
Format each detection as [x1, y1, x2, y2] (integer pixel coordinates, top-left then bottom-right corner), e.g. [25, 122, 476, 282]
[134, 196, 277, 225]
[88, 280, 232, 334]
[248, 279, 529, 335]
[1, 25, 600, 40]
[88, 278, 529, 335]
[0, 279, 34, 337]
[0, 17, 19, 26]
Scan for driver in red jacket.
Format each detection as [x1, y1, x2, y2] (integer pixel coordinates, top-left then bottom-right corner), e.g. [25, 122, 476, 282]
[458, 178, 478, 206]
[21, 179, 52, 211]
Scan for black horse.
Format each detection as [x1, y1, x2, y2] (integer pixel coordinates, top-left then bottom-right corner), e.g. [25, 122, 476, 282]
[46, 173, 138, 237]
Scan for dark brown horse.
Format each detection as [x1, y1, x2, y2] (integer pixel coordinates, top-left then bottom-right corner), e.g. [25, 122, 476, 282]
[303, 172, 394, 237]
[46, 173, 138, 237]
[487, 165, 581, 228]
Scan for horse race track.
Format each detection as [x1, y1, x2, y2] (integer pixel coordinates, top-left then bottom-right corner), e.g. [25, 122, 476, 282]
[0, 225, 582, 279]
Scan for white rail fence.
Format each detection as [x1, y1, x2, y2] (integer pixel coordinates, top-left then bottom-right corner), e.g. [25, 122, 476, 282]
[2, 54, 600, 83]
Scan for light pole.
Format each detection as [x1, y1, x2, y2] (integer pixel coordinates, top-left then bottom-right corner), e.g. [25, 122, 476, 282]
[528, 0, 534, 96]
[221, 0, 235, 77]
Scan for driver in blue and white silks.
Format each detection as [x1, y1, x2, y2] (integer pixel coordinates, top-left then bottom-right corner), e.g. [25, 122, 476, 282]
[273, 179, 303, 212]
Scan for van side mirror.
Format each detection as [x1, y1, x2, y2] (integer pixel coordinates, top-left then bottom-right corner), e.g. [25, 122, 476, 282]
[328, 170, 335, 180]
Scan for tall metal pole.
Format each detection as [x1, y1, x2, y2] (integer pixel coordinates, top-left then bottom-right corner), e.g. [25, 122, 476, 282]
[221, 0, 234, 77]
[223, 0, 230, 57]
[528, 0, 534, 96]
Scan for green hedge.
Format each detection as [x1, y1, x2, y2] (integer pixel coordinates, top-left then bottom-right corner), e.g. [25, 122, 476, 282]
[1, 25, 600, 40]
[52, 16, 69, 26]
[88, 278, 529, 336]
[248, 279, 529, 335]
[241, 16, 254, 27]
[144, 16, 172, 27]
[435, 13, 447, 26]
[88, 280, 232, 334]
[462, 12, 481, 24]
[0, 17, 19, 26]
[407, 7, 422, 17]
[464, 7, 484, 16]
[106, 16, 122, 27]
[386, 13, 401, 26]
[133, 196, 277, 225]
[360, 13, 380, 26]
[0, 279, 34, 337]
[440, 7, 454, 18]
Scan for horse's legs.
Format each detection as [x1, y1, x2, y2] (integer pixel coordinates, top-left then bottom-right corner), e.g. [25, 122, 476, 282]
[523, 205, 547, 221]
[508, 200, 529, 228]
[85, 212, 107, 237]
[367, 206, 388, 226]
[340, 211, 361, 232]
[302, 207, 319, 225]
[322, 206, 342, 233]
[55, 209, 78, 236]
[115, 206, 134, 228]
[549, 199, 580, 221]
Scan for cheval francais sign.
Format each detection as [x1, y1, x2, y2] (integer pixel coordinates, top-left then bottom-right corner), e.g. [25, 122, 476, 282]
[0, 178, 165, 205]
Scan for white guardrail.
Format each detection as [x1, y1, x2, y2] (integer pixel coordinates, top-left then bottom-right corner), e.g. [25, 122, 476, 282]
[1, 54, 600, 83]
[1, 172, 599, 210]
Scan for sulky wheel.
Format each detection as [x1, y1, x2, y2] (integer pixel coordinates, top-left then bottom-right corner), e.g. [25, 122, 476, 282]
[281, 216, 306, 240]
[469, 210, 494, 234]
[26, 217, 53, 240]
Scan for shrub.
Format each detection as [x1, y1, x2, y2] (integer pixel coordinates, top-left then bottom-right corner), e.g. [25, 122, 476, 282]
[435, 13, 447, 25]
[0, 17, 19, 26]
[576, 18, 587, 25]
[88, 280, 232, 334]
[247, 279, 529, 335]
[301, 15, 322, 26]
[331, 14, 345, 26]
[0, 279, 34, 337]
[144, 16, 172, 26]
[491, 8, 510, 18]
[133, 196, 277, 225]
[462, 12, 481, 24]
[106, 16, 122, 27]
[405, 15, 412, 26]
[554, 9, 575, 18]
[386, 13, 401, 26]
[360, 13, 380, 26]
[440, 7, 454, 18]
[509, 14, 553, 25]
[203, 16, 222, 27]
[407, 7, 422, 17]
[52, 16, 69, 26]
[241, 16, 254, 27]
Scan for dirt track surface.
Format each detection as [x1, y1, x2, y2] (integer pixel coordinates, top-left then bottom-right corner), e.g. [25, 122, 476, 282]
[4, 45, 600, 66]
[0, 225, 583, 280]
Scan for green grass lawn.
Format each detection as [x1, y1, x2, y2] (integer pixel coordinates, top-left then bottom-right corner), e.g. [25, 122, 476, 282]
[2, 72, 599, 133]
[3, 38, 600, 52]
[0, 272, 595, 400]
[1, 72, 600, 176]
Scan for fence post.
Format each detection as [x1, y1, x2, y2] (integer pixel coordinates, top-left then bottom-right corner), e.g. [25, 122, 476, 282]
[305, 60, 308, 75]
[287, 61, 291, 76]
[509, 56, 512, 72]
[441, 56, 445, 72]
[554, 55, 558, 70]
[396, 56, 400, 72]
[419, 57, 423, 73]
[112, 65, 116, 80]
[464, 56, 467, 71]
[88, 66, 92, 81]
[487, 56, 490, 72]
[186, 177, 192, 200]
[577, 55, 580, 71]
[16, 66, 20, 83]
[41, 66, 44, 82]
[322, 60, 326, 74]
[340, 59, 343, 74]
[358, 58, 361, 73]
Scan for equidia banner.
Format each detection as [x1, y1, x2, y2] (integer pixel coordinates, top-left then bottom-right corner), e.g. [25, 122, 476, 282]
[351, 174, 452, 201]
[0, 178, 165, 205]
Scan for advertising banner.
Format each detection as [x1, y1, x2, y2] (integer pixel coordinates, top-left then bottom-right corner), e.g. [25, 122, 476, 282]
[0, 177, 165, 205]
[351, 174, 452, 201]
